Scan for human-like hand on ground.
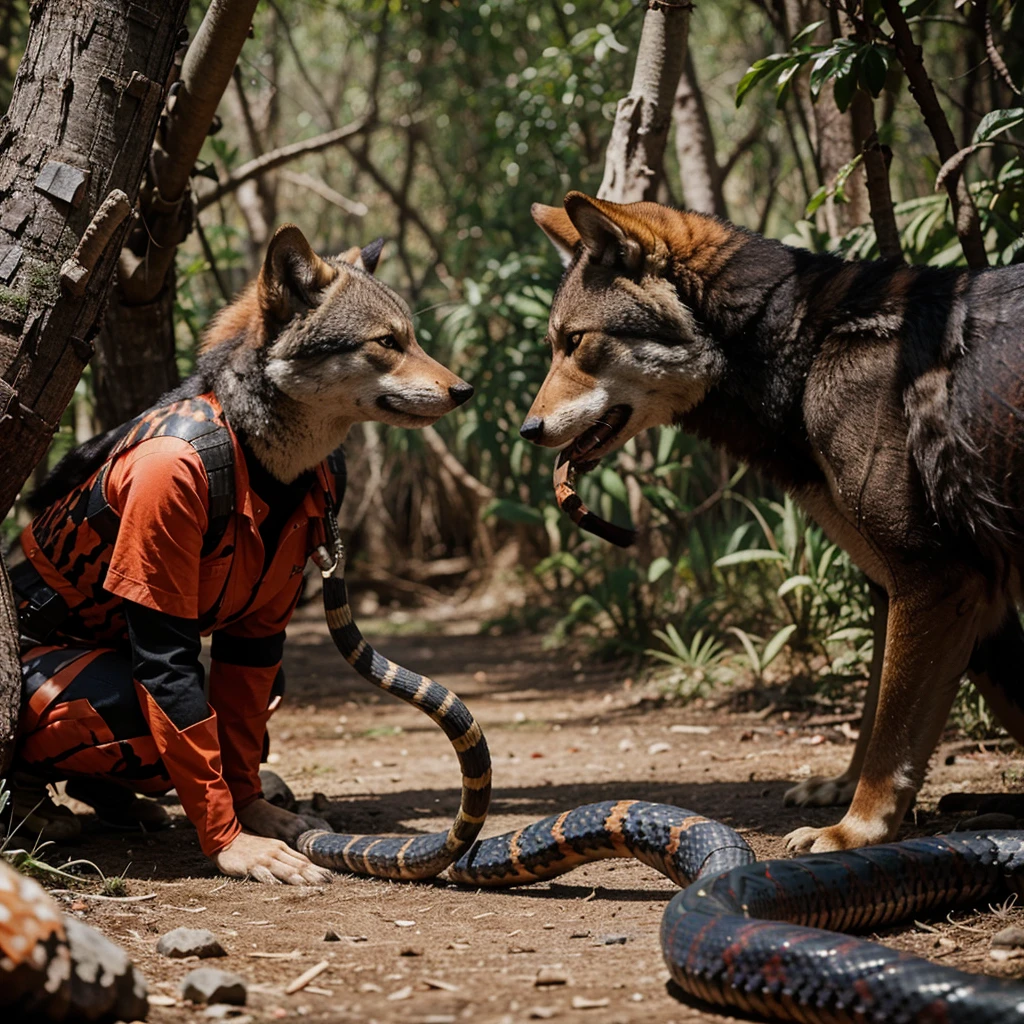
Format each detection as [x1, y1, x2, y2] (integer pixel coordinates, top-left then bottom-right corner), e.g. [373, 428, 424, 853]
[212, 832, 333, 885]
[236, 797, 331, 843]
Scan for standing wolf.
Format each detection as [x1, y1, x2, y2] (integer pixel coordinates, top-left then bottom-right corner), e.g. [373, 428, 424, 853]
[9, 225, 472, 883]
[524, 191, 1024, 855]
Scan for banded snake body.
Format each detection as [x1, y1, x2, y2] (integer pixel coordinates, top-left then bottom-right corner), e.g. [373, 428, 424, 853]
[298, 504, 1024, 1023]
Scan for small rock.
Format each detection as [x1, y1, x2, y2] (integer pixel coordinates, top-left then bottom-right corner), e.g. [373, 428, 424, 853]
[571, 996, 610, 1010]
[569, 930, 590, 939]
[157, 927, 225, 959]
[535, 965, 568, 987]
[259, 770, 297, 811]
[647, 742, 671, 755]
[399, 946, 423, 957]
[393, 919, 416, 927]
[529, 1009, 557, 1020]
[956, 813, 1020, 831]
[323, 929, 340, 942]
[180, 968, 247, 1006]
[596, 934, 628, 945]
[386, 985, 413, 1001]
[992, 925, 1024, 949]
[203, 1006, 251, 1020]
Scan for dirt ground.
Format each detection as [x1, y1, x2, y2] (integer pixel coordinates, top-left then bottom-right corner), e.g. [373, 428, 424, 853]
[44, 603, 1024, 1024]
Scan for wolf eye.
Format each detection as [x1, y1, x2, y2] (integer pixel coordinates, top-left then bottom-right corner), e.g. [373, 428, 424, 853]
[565, 331, 585, 354]
[376, 334, 401, 351]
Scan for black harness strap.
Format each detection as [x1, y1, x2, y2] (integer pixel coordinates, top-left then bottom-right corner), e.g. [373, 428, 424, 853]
[84, 411, 236, 556]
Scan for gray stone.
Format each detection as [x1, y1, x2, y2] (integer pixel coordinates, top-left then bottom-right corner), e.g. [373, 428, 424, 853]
[596, 933, 628, 945]
[180, 967, 247, 1006]
[157, 927, 225, 959]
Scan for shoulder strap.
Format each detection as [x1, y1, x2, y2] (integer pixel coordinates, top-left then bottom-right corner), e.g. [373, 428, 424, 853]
[85, 397, 236, 556]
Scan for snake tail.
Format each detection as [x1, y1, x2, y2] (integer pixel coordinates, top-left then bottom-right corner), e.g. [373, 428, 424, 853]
[553, 449, 636, 548]
[297, 573, 491, 879]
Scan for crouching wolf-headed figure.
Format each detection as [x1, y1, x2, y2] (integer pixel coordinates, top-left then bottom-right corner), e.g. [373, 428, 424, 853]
[9, 226, 472, 884]
[525, 191, 1024, 855]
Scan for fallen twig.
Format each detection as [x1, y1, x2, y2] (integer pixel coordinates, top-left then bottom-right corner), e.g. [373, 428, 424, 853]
[286, 959, 330, 995]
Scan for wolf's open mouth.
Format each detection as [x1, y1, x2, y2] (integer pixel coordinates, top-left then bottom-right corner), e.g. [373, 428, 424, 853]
[565, 404, 632, 462]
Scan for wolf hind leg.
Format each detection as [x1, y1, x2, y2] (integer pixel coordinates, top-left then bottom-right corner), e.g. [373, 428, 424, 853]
[784, 585, 886, 809]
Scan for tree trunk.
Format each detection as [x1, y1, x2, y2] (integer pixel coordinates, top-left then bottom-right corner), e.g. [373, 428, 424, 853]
[94, 0, 261, 429]
[599, 0, 693, 204]
[0, 0, 189, 773]
[882, 0, 988, 268]
[672, 44, 727, 217]
[783, 0, 868, 238]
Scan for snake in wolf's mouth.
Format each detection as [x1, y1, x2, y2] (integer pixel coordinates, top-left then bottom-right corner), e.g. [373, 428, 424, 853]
[298, 499, 1024, 1023]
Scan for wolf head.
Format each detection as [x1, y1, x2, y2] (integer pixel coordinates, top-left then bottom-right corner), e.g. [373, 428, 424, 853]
[203, 225, 473, 480]
[521, 192, 731, 462]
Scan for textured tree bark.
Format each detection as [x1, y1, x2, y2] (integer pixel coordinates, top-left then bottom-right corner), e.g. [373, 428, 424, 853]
[599, 0, 693, 204]
[882, 0, 988, 268]
[93, 0, 261, 429]
[672, 45, 726, 217]
[0, 0, 189, 772]
[783, 0, 868, 238]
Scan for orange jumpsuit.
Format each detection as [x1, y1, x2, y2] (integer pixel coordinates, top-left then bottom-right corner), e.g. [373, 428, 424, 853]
[12, 393, 341, 856]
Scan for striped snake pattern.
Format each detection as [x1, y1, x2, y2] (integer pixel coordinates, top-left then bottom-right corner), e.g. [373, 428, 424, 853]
[299, 545, 1024, 1021]
[297, 572, 491, 878]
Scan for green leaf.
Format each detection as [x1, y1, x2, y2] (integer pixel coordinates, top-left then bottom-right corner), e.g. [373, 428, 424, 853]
[482, 498, 544, 526]
[973, 107, 1024, 145]
[727, 626, 762, 675]
[832, 60, 858, 113]
[805, 185, 829, 217]
[599, 467, 629, 505]
[762, 624, 798, 667]
[777, 574, 814, 598]
[714, 549, 787, 567]
[648, 557, 673, 584]
[859, 45, 888, 97]
[735, 54, 790, 108]
[791, 20, 825, 47]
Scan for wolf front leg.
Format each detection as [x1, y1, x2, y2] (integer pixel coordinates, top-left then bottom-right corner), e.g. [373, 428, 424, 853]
[786, 577, 983, 853]
[784, 584, 887, 808]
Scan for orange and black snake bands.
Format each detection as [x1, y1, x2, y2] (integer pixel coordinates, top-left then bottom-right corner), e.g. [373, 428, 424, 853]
[297, 564, 491, 879]
[553, 448, 636, 548]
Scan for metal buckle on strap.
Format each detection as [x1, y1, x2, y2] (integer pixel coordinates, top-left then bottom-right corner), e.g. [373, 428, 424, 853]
[311, 508, 346, 579]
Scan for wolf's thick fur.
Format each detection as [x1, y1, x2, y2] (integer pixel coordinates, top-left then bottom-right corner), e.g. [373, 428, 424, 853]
[32, 227, 471, 508]
[526, 191, 1024, 855]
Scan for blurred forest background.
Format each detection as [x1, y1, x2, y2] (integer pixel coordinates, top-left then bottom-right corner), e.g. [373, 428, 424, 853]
[1, 0, 1022, 730]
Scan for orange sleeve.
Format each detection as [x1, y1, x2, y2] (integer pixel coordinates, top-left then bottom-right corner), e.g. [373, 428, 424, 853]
[208, 576, 304, 810]
[134, 685, 242, 856]
[103, 438, 209, 619]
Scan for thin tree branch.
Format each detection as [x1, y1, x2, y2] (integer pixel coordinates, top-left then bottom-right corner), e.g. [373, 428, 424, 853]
[278, 169, 368, 216]
[196, 116, 372, 211]
[850, 90, 903, 261]
[882, 0, 988, 267]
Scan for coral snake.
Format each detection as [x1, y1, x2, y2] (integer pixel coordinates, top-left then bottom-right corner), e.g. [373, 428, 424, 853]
[298, 475, 1024, 1022]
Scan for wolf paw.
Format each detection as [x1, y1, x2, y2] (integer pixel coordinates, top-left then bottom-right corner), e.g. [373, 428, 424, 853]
[785, 816, 893, 854]
[783, 775, 856, 808]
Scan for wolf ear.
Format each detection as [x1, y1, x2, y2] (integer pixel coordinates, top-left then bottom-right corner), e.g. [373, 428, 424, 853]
[336, 238, 385, 274]
[259, 224, 338, 323]
[532, 203, 580, 267]
[563, 192, 647, 273]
